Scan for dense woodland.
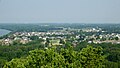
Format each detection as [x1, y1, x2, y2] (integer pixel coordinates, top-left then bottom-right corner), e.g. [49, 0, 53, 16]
[0, 40, 120, 68]
[3, 46, 105, 68]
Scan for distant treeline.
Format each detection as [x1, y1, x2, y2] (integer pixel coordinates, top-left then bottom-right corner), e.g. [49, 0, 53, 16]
[0, 23, 120, 33]
[0, 23, 63, 32]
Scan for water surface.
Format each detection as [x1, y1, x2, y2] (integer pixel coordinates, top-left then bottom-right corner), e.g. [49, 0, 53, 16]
[0, 29, 11, 36]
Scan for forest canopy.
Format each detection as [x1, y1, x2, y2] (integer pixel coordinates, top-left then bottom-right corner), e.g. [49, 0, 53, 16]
[4, 46, 105, 68]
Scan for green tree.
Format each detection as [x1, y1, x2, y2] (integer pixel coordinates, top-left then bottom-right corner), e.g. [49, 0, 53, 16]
[3, 58, 26, 68]
[115, 37, 119, 41]
[105, 61, 118, 68]
[4, 46, 105, 68]
[29, 36, 39, 40]
[0, 59, 7, 68]
[79, 45, 105, 68]
[25, 48, 65, 68]
[59, 39, 65, 44]
[59, 46, 81, 68]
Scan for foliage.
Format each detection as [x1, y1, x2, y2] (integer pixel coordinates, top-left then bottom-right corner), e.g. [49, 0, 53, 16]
[4, 46, 105, 68]
[29, 36, 39, 40]
[3, 58, 26, 68]
[79, 46, 105, 68]
[0, 41, 44, 68]
[105, 61, 119, 68]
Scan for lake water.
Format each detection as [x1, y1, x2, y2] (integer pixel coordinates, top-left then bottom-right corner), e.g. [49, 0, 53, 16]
[0, 29, 11, 36]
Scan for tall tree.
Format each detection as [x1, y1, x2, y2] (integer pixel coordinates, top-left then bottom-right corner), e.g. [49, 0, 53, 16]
[79, 45, 105, 68]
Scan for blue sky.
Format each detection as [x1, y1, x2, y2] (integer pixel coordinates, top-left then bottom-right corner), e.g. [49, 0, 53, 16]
[0, 0, 120, 23]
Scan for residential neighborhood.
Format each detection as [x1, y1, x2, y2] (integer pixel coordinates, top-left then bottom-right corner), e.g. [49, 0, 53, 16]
[0, 27, 120, 46]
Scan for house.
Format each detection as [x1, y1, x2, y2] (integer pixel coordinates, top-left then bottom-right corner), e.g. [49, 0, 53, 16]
[49, 39, 60, 46]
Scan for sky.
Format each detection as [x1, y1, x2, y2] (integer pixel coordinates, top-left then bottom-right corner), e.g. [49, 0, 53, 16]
[0, 0, 120, 23]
